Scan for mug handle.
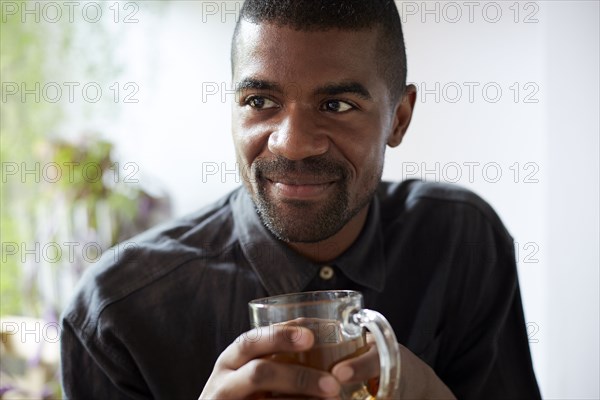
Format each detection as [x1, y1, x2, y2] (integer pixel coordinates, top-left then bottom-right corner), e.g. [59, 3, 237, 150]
[351, 309, 401, 399]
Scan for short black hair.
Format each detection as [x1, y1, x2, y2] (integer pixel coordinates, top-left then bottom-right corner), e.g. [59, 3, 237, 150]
[231, 0, 407, 103]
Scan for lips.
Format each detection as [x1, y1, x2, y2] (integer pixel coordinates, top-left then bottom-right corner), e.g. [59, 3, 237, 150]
[265, 177, 337, 200]
[265, 175, 338, 186]
[253, 156, 347, 200]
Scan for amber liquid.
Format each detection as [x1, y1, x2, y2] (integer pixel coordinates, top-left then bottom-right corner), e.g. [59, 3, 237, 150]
[260, 336, 375, 399]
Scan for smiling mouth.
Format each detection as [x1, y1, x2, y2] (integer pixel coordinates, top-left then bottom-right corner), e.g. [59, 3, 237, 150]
[264, 178, 337, 200]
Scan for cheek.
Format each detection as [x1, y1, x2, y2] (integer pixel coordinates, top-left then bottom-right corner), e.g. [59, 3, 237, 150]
[333, 128, 387, 178]
[353, 148, 385, 200]
[358, 147, 385, 179]
[232, 124, 270, 167]
[232, 128, 267, 193]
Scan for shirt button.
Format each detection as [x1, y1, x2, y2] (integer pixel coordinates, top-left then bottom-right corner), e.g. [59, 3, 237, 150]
[319, 265, 335, 280]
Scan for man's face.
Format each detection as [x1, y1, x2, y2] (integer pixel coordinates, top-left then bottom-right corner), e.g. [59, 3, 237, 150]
[232, 21, 407, 243]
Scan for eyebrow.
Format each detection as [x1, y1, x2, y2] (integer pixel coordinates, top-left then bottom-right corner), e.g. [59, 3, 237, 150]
[235, 78, 282, 94]
[315, 82, 372, 100]
[235, 78, 372, 100]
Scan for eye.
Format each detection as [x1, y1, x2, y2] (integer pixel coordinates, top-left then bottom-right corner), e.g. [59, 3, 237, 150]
[245, 95, 278, 110]
[321, 100, 354, 113]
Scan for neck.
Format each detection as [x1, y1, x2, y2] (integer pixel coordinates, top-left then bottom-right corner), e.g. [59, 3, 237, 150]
[286, 205, 369, 263]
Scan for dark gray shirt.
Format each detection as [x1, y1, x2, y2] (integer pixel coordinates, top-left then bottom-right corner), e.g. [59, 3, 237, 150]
[60, 180, 541, 399]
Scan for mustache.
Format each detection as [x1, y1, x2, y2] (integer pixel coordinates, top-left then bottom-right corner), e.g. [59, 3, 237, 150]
[253, 156, 349, 181]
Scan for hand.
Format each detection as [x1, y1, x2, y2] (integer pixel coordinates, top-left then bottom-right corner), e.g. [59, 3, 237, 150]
[199, 325, 342, 399]
[331, 335, 457, 399]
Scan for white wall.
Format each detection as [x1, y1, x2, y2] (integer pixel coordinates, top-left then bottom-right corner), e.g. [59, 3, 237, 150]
[544, 2, 599, 398]
[82, 1, 598, 398]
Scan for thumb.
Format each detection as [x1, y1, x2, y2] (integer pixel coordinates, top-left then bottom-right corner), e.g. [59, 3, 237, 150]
[331, 337, 379, 383]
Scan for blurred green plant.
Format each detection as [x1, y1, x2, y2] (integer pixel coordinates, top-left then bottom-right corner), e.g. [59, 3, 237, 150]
[1, 2, 170, 398]
[43, 137, 140, 230]
[1, 6, 62, 318]
[1, 1, 168, 318]
[18, 136, 171, 317]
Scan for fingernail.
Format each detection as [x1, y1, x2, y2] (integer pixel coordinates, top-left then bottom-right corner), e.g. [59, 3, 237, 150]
[319, 376, 340, 394]
[333, 366, 353, 382]
[292, 328, 313, 347]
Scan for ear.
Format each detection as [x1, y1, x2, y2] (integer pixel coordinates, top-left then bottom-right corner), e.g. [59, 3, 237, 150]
[387, 84, 417, 148]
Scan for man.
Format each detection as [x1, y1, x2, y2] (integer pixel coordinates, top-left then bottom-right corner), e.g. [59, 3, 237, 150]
[60, 1, 541, 399]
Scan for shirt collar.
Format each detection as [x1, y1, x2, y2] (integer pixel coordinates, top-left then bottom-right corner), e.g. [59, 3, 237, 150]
[231, 187, 386, 296]
[333, 194, 386, 292]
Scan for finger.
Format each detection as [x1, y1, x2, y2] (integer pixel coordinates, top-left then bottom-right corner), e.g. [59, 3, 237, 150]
[227, 359, 341, 399]
[218, 325, 315, 369]
[331, 336, 379, 383]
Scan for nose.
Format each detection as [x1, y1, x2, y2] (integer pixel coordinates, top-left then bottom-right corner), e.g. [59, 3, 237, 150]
[267, 106, 329, 160]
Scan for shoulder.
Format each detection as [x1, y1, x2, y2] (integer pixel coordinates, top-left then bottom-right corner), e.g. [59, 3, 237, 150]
[379, 179, 497, 216]
[378, 180, 512, 241]
[61, 188, 243, 338]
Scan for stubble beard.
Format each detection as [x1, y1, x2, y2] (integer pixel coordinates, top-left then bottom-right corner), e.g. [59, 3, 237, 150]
[249, 156, 380, 243]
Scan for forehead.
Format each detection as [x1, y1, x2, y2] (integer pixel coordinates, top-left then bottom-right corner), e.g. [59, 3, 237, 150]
[233, 21, 382, 89]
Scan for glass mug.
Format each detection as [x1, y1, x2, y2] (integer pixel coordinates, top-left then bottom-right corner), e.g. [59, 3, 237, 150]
[248, 290, 401, 399]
